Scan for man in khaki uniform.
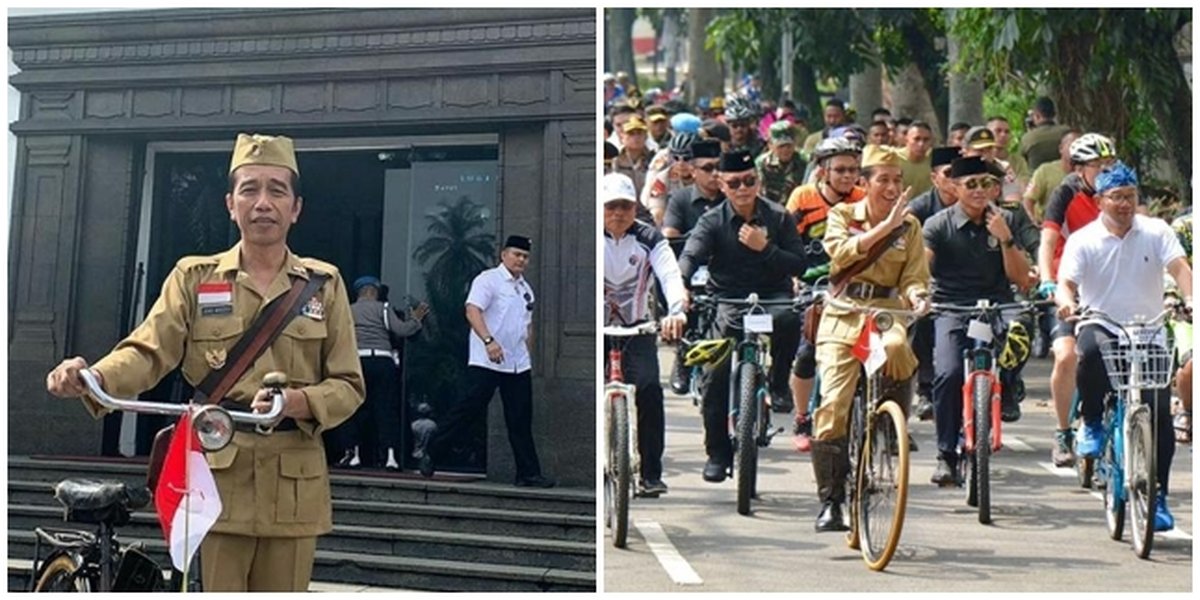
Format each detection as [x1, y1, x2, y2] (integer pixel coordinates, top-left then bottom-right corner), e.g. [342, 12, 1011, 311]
[809, 144, 931, 533]
[45, 133, 365, 592]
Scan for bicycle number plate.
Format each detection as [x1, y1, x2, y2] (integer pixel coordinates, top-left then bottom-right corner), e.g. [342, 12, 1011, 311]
[744, 314, 773, 333]
[691, 265, 710, 287]
[967, 319, 993, 343]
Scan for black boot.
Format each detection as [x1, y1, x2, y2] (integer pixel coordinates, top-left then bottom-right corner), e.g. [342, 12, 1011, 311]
[813, 439, 851, 532]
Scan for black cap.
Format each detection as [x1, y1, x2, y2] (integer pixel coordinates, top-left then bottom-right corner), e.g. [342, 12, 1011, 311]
[604, 141, 619, 161]
[690, 138, 722, 159]
[701, 119, 731, 143]
[504, 235, 532, 251]
[718, 150, 755, 173]
[950, 156, 990, 179]
[931, 146, 962, 169]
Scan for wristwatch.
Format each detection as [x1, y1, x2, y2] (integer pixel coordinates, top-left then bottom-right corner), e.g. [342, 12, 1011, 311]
[482, 336, 495, 345]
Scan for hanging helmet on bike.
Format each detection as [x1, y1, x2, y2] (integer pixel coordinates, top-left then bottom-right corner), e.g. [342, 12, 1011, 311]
[1068, 133, 1117, 165]
[812, 136, 862, 164]
[724, 95, 757, 122]
[683, 338, 733, 368]
[998, 321, 1032, 370]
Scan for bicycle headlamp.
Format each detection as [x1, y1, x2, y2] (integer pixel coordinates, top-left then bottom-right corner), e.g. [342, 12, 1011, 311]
[193, 405, 235, 451]
[875, 312, 895, 333]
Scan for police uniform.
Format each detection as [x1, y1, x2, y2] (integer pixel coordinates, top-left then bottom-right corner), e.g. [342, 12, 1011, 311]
[755, 121, 807, 206]
[613, 116, 653, 200]
[85, 133, 365, 592]
[809, 145, 930, 531]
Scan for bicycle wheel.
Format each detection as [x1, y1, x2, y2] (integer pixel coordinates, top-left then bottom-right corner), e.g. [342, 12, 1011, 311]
[856, 400, 910, 571]
[1126, 404, 1156, 559]
[1102, 420, 1125, 541]
[735, 362, 759, 516]
[845, 387, 867, 551]
[973, 374, 992, 524]
[33, 552, 91, 592]
[608, 393, 632, 548]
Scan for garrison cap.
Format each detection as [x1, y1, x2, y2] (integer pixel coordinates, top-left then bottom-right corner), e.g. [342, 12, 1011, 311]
[504, 235, 532, 252]
[930, 146, 962, 169]
[950, 156, 990, 179]
[718, 149, 755, 173]
[230, 133, 299, 175]
[861, 144, 905, 169]
[690, 138, 722, 159]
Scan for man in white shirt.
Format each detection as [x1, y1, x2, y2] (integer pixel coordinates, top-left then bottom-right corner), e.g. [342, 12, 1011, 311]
[421, 235, 553, 487]
[604, 173, 687, 495]
[1056, 162, 1192, 530]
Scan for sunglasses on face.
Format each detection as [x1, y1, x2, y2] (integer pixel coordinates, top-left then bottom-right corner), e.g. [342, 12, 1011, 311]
[961, 177, 998, 191]
[722, 174, 758, 190]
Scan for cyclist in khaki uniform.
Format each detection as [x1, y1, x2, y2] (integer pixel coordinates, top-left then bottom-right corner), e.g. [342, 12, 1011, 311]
[809, 144, 931, 533]
[45, 133, 365, 592]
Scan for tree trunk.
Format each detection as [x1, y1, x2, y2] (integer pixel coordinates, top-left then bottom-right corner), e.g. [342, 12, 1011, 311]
[849, 63, 883, 127]
[1137, 30, 1192, 199]
[898, 18, 948, 136]
[662, 9, 681, 91]
[758, 21, 781, 103]
[792, 61, 822, 123]
[609, 8, 638, 90]
[687, 8, 723, 105]
[947, 29, 984, 131]
[890, 63, 941, 139]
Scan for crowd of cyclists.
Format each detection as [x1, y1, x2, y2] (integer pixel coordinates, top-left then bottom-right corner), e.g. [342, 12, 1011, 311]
[602, 79, 1194, 536]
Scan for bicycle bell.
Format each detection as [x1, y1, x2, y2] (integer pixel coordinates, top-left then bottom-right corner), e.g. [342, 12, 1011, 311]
[875, 312, 895, 333]
[192, 405, 235, 451]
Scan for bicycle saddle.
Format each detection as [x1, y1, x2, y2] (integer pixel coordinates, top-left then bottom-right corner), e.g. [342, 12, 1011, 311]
[54, 479, 150, 526]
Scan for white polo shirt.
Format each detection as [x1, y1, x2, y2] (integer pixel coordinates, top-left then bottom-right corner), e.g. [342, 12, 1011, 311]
[1059, 214, 1185, 325]
[466, 264, 535, 373]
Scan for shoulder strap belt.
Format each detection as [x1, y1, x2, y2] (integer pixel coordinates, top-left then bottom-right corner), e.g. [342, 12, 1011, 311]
[193, 272, 330, 404]
[830, 222, 910, 296]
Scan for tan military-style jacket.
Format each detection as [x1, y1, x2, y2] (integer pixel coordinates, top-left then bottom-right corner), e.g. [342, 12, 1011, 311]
[817, 201, 930, 348]
[87, 242, 365, 537]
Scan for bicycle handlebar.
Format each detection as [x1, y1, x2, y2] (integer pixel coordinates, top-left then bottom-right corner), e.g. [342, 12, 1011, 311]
[1073, 307, 1175, 334]
[78, 369, 285, 426]
[602, 322, 659, 337]
[931, 298, 1055, 315]
[820, 292, 925, 318]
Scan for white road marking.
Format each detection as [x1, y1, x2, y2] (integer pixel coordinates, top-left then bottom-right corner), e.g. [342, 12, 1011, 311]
[1003, 436, 1034, 452]
[635, 520, 703, 585]
[1039, 461, 1078, 477]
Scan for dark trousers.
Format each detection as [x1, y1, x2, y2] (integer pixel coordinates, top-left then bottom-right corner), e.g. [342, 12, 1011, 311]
[931, 312, 1031, 458]
[605, 333, 665, 481]
[334, 357, 400, 464]
[434, 367, 542, 481]
[702, 298, 800, 461]
[1076, 325, 1174, 493]
[911, 316, 935, 397]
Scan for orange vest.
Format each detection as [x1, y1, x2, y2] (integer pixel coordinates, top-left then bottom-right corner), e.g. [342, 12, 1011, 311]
[785, 184, 866, 239]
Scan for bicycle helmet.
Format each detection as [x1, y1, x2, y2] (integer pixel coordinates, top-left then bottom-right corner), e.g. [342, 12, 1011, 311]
[1069, 133, 1117, 165]
[1093, 160, 1138, 195]
[683, 338, 733, 368]
[812, 136, 862, 163]
[723, 95, 757, 122]
[670, 112, 702, 135]
[998, 321, 1032, 370]
[668, 132, 698, 160]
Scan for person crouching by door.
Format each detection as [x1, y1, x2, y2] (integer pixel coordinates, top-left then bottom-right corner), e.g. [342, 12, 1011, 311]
[334, 275, 427, 469]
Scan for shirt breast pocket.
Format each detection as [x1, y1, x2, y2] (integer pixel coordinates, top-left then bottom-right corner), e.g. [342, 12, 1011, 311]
[184, 317, 244, 384]
[279, 318, 328, 385]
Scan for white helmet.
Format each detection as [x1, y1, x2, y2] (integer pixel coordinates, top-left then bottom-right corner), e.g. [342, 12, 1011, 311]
[1069, 133, 1117, 164]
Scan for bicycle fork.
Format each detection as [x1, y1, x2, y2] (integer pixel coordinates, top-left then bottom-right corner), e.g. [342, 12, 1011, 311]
[960, 349, 1003, 453]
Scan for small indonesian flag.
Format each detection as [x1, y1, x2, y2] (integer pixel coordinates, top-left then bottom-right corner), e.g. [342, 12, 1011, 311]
[154, 411, 222, 572]
[851, 314, 887, 376]
[197, 282, 232, 305]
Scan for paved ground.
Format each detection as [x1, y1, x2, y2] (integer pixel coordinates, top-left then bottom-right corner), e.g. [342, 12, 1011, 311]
[604, 350, 1193, 592]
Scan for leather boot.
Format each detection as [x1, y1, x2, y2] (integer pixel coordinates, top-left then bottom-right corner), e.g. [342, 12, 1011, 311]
[813, 439, 851, 532]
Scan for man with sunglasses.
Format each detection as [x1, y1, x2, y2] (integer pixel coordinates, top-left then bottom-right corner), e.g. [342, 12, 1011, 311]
[783, 137, 867, 446]
[604, 173, 688, 496]
[678, 150, 808, 482]
[1056, 162, 1192, 531]
[923, 156, 1041, 485]
[420, 235, 554, 488]
[663, 138, 726, 394]
[725, 96, 766, 160]
[809, 144, 931, 531]
[1037, 133, 1121, 467]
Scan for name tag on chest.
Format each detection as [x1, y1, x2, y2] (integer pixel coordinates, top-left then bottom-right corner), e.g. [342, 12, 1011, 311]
[197, 283, 233, 316]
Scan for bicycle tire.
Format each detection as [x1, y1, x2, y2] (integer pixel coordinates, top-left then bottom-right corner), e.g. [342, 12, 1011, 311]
[1102, 418, 1125, 541]
[845, 386, 867, 551]
[974, 374, 992, 525]
[33, 552, 91, 592]
[609, 393, 632, 548]
[857, 400, 909, 571]
[736, 362, 759, 516]
[1127, 405, 1156, 559]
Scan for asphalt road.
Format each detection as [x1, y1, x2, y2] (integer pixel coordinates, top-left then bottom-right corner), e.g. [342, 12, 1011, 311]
[603, 349, 1193, 592]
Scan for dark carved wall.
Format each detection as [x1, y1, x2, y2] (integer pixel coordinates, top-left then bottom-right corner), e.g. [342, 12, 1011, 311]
[8, 8, 596, 487]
